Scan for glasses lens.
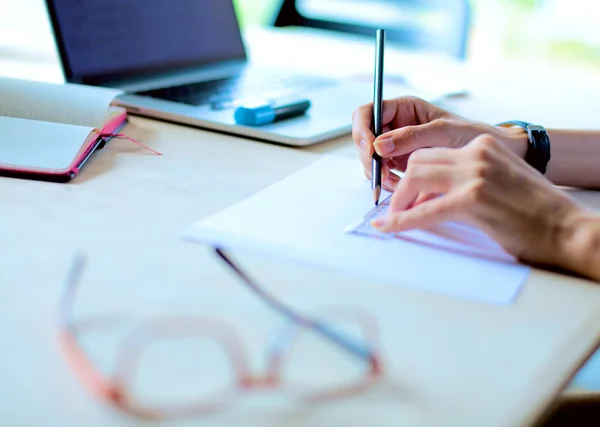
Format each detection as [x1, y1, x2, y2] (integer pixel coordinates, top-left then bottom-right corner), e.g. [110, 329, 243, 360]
[274, 317, 372, 396]
[126, 336, 237, 409]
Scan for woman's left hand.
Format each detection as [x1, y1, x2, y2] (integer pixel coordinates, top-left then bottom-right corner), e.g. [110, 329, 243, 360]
[372, 134, 585, 267]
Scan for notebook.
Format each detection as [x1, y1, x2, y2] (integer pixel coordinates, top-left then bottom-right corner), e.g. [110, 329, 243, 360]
[0, 77, 127, 182]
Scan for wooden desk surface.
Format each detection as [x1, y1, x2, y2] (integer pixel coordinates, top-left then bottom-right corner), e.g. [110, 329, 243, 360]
[0, 27, 599, 427]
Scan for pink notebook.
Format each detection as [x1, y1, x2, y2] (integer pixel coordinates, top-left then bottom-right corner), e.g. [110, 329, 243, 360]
[0, 77, 127, 183]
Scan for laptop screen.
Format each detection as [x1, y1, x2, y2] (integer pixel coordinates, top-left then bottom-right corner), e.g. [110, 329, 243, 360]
[46, 0, 247, 84]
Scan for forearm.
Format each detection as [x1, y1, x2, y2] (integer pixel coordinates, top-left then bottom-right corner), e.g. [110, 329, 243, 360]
[559, 210, 600, 282]
[545, 130, 600, 188]
[498, 128, 600, 188]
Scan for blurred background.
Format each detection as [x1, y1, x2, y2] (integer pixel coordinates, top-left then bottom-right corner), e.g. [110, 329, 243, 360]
[236, 0, 600, 75]
[0, 0, 598, 78]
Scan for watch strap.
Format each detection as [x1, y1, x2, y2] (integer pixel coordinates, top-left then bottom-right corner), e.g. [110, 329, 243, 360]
[497, 121, 551, 174]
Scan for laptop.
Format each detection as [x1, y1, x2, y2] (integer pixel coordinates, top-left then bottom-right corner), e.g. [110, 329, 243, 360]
[45, 0, 417, 146]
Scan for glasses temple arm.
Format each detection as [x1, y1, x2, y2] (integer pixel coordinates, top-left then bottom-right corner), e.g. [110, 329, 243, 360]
[213, 248, 375, 362]
[59, 253, 88, 328]
[58, 254, 121, 400]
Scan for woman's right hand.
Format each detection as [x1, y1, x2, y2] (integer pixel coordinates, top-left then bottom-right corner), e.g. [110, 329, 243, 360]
[351, 96, 528, 191]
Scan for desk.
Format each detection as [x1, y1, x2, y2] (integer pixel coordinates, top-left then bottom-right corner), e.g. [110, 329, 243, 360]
[1, 27, 600, 427]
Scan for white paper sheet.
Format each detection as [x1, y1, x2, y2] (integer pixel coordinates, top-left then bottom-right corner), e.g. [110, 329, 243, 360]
[184, 156, 530, 305]
[0, 117, 92, 170]
[0, 77, 122, 129]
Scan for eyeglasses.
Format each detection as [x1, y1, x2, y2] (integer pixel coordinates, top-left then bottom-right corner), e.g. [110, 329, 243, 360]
[58, 247, 383, 420]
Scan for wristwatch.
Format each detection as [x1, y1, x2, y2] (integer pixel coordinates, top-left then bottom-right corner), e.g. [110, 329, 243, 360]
[497, 120, 551, 174]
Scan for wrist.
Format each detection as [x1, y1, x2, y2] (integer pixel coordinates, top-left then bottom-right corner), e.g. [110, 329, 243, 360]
[494, 125, 528, 159]
[556, 209, 600, 282]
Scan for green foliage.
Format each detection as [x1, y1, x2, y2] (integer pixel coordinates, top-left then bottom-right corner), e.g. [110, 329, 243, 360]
[471, 0, 536, 9]
[501, 0, 537, 9]
[233, 0, 277, 27]
[548, 40, 600, 67]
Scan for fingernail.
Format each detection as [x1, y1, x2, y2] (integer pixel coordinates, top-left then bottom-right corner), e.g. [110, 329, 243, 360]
[371, 218, 386, 228]
[360, 139, 370, 154]
[375, 138, 394, 155]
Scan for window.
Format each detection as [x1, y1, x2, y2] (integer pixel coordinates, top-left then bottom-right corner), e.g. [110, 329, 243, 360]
[470, 0, 600, 70]
[233, 0, 600, 73]
[0, 0, 54, 57]
[1, 0, 598, 75]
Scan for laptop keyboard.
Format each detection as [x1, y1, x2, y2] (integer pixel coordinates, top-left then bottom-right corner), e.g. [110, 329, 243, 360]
[135, 71, 336, 109]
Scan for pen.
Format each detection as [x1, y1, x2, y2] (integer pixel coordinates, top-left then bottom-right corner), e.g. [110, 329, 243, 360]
[372, 29, 385, 206]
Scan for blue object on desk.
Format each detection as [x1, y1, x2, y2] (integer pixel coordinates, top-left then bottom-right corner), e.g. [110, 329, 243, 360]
[234, 96, 311, 126]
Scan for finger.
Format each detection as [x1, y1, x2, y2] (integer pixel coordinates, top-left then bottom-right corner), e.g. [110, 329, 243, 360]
[367, 173, 397, 192]
[372, 193, 462, 233]
[358, 143, 398, 178]
[373, 118, 461, 158]
[373, 121, 437, 158]
[407, 147, 458, 166]
[389, 164, 456, 212]
[382, 168, 400, 192]
[388, 96, 441, 128]
[352, 104, 375, 156]
[409, 192, 441, 208]
[358, 142, 373, 174]
[388, 180, 419, 214]
[362, 158, 394, 181]
[383, 179, 398, 192]
[388, 155, 410, 173]
[357, 131, 404, 177]
[353, 98, 422, 154]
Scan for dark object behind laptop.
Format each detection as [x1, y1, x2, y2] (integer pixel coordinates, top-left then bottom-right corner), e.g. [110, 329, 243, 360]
[274, 0, 472, 60]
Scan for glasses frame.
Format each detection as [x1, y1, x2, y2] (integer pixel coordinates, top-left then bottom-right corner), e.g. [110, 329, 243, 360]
[58, 247, 383, 419]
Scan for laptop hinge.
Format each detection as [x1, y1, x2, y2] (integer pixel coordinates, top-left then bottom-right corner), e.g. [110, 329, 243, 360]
[99, 59, 249, 93]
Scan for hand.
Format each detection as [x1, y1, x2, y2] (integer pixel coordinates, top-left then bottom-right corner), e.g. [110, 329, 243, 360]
[371, 135, 586, 269]
[352, 96, 528, 191]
